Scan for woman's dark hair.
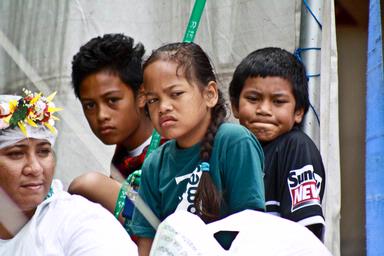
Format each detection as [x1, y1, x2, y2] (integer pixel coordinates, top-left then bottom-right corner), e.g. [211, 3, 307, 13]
[144, 42, 227, 223]
[229, 47, 310, 118]
[71, 33, 145, 98]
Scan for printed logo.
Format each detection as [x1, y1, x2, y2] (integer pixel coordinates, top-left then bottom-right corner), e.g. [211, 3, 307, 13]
[175, 166, 203, 214]
[287, 164, 322, 212]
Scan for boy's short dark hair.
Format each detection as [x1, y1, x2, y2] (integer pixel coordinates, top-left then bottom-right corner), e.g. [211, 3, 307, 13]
[71, 33, 145, 98]
[229, 47, 309, 115]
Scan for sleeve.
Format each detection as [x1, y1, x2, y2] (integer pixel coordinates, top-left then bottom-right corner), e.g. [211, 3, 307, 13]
[278, 135, 326, 227]
[62, 197, 138, 256]
[221, 131, 265, 214]
[129, 153, 161, 238]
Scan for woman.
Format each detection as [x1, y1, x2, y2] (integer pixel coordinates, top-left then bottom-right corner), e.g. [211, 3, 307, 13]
[0, 91, 137, 255]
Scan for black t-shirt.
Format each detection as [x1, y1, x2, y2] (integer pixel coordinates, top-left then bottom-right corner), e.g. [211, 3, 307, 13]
[263, 126, 325, 227]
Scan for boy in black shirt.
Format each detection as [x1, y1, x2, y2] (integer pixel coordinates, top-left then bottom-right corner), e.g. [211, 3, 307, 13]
[229, 47, 325, 241]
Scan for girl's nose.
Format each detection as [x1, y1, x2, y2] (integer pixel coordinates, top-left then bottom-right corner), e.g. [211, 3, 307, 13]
[159, 100, 172, 115]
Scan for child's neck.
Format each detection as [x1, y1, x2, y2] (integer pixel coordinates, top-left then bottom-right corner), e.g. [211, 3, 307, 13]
[121, 119, 153, 151]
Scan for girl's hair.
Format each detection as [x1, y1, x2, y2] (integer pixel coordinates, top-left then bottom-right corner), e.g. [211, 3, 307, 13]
[144, 42, 227, 222]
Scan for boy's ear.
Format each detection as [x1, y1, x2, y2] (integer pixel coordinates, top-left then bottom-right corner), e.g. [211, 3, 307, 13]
[204, 81, 219, 108]
[294, 108, 305, 124]
[231, 101, 240, 119]
[137, 84, 147, 108]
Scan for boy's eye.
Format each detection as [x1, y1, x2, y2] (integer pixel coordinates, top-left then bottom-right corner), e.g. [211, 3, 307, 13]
[245, 95, 260, 102]
[273, 99, 288, 105]
[82, 102, 96, 110]
[107, 97, 120, 105]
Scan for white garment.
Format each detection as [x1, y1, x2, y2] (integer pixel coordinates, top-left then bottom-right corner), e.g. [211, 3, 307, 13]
[0, 180, 137, 256]
[151, 210, 332, 256]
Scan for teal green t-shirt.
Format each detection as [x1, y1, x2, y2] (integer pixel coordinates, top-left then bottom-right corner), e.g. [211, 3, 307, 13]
[130, 123, 265, 240]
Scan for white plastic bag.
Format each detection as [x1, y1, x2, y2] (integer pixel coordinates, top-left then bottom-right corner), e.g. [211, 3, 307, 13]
[150, 210, 332, 256]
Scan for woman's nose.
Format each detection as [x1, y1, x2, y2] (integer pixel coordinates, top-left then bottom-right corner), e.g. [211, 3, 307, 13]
[23, 155, 43, 176]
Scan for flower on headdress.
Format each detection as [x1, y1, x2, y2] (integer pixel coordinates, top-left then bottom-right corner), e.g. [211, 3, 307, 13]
[0, 89, 63, 137]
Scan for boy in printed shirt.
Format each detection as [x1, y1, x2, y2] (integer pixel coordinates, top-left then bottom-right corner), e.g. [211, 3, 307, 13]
[229, 47, 326, 241]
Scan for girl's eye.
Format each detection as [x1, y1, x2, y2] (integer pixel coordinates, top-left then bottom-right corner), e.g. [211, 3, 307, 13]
[146, 98, 158, 105]
[171, 91, 184, 98]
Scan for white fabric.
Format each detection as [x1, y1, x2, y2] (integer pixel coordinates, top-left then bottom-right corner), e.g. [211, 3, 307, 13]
[151, 210, 332, 256]
[0, 180, 137, 256]
[0, 95, 56, 149]
[320, 1, 341, 255]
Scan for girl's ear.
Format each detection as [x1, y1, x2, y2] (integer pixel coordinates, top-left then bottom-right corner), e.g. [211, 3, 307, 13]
[204, 81, 219, 108]
[294, 107, 305, 124]
[137, 84, 147, 108]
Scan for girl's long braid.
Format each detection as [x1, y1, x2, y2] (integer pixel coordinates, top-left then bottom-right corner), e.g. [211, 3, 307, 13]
[195, 89, 227, 223]
[144, 42, 228, 223]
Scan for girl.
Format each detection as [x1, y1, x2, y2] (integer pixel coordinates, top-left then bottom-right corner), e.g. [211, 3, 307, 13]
[129, 42, 265, 255]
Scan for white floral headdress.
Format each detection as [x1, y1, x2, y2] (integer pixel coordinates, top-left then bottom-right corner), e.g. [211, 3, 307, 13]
[0, 89, 62, 149]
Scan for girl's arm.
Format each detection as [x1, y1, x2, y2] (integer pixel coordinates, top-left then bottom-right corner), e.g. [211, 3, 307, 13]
[137, 237, 153, 256]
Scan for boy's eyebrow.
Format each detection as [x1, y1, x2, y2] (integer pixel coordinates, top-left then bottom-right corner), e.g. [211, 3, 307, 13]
[80, 90, 122, 101]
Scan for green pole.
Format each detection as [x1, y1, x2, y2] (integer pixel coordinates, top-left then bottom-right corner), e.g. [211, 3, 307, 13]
[183, 0, 207, 43]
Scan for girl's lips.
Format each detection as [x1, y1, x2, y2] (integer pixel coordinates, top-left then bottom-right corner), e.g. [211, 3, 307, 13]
[159, 116, 177, 128]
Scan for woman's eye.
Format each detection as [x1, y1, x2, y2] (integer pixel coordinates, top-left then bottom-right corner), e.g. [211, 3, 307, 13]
[7, 151, 24, 159]
[37, 149, 52, 157]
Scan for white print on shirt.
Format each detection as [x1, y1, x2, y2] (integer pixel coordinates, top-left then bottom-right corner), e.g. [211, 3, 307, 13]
[175, 166, 203, 214]
[287, 164, 322, 212]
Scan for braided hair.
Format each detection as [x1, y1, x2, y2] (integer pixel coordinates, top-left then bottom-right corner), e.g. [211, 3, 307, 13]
[144, 42, 227, 222]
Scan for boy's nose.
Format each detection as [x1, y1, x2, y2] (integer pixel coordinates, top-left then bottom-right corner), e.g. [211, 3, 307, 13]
[256, 100, 272, 115]
[97, 105, 111, 121]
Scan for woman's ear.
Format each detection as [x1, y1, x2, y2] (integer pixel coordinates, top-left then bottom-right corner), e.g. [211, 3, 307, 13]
[204, 81, 219, 108]
[294, 108, 305, 124]
[137, 84, 147, 108]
